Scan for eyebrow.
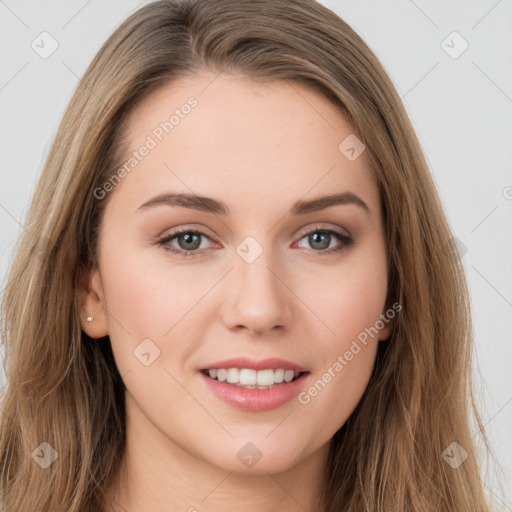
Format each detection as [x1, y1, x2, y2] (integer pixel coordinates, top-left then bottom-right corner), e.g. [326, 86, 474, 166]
[136, 191, 370, 216]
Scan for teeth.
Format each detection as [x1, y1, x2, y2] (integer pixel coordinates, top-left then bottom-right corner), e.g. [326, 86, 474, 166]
[284, 369, 295, 383]
[204, 368, 301, 387]
[226, 368, 239, 383]
[256, 369, 274, 386]
[239, 369, 257, 385]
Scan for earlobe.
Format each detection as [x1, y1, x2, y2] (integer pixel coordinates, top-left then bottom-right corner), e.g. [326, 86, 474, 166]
[378, 297, 399, 341]
[76, 266, 109, 339]
[378, 310, 396, 341]
[378, 322, 394, 342]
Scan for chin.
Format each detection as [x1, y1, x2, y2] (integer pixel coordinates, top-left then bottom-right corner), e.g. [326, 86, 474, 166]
[216, 456, 300, 476]
[201, 437, 309, 476]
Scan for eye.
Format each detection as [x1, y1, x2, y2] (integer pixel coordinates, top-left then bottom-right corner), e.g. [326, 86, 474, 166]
[156, 229, 217, 257]
[294, 226, 353, 255]
[156, 225, 353, 258]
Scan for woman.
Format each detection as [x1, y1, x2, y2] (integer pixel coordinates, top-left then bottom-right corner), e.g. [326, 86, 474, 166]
[0, 0, 494, 510]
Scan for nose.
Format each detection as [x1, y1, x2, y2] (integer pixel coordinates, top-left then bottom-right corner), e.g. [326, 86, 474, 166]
[220, 246, 295, 336]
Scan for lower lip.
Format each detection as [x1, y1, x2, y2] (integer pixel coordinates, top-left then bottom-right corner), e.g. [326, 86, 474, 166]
[199, 371, 310, 412]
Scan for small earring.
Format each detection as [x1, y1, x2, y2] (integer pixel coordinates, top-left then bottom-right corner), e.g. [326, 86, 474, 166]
[86, 316, 94, 323]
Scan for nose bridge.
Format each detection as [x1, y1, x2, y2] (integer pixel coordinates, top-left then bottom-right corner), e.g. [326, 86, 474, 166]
[221, 235, 294, 334]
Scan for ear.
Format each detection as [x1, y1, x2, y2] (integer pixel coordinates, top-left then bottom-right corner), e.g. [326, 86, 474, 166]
[76, 266, 109, 339]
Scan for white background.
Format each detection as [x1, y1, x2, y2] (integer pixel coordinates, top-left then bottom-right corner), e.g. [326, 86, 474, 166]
[0, 0, 511, 509]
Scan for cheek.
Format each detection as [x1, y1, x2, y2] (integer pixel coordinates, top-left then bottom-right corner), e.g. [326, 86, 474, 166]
[293, 243, 387, 412]
[301, 280, 383, 407]
[100, 248, 208, 334]
[297, 245, 388, 351]
[97, 244, 220, 381]
[294, 276, 385, 446]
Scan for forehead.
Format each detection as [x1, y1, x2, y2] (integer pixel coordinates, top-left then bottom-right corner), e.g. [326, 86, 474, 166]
[112, 72, 380, 218]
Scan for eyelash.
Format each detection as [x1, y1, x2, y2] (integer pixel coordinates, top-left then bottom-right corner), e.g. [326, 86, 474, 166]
[156, 225, 353, 258]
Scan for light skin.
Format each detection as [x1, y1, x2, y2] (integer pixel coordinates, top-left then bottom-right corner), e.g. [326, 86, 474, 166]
[77, 72, 394, 512]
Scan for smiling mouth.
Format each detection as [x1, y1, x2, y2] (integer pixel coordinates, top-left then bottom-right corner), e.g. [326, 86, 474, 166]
[200, 368, 307, 389]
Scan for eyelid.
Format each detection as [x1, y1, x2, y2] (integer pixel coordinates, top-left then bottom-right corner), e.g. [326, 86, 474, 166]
[158, 223, 350, 242]
[297, 223, 351, 239]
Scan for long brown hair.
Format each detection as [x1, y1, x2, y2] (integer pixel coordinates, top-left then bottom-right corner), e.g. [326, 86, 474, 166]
[0, 0, 494, 510]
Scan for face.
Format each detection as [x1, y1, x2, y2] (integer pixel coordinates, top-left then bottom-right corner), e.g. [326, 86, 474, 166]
[79, 72, 393, 476]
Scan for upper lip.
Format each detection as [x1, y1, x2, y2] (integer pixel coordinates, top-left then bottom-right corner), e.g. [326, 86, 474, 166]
[199, 357, 309, 373]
